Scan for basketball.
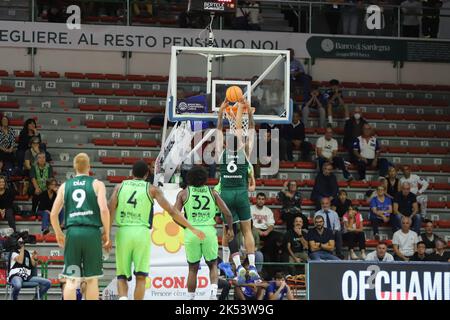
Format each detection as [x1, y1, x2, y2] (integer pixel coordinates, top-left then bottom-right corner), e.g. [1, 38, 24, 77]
[226, 85, 243, 102]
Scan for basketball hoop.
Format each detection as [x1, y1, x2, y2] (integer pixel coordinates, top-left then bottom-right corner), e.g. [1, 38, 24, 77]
[223, 104, 250, 137]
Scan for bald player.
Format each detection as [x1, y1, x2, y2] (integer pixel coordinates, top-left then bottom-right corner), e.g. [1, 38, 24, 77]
[50, 153, 110, 300]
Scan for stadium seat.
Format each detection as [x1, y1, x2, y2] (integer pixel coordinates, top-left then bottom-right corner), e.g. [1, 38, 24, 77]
[146, 75, 168, 82]
[100, 157, 122, 165]
[72, 88, 93, 95]
[85, 73, 105, 80]
[419, 165, 440, 172]
[349, 180, 369, 188]
[115, 139, 136, 147]
[86, 121, 107, 129]
[397, 84, 416, 90]
[428, 147, 448, 154]
[428, 201, 446, 209]
[341, 82, 361, 89]
[93, 89, 114, 96]
[279, 162, 296, 169]
[0, 70, 8, 77]
[136, 140, 159, 148]
[128, 122, 150, 130]
[100, 105, 121, 112]
[107, 176, 129, 183]
[395, 130, 415, 137]
[263, 179, 285, 187]
[92, 138, 114, 146]
[121, 105, 142, 113]
[360, 82, 380, 89]
[0, 85, 14, 93]
[295, 162, 316, 169]
[14, 70, 34, 77]
[414, 130, 435, 138]
[407, 147, 427, 154]
[65, 72, 85, 79]
[105, 74, 127, 81]
[142, 106, 164, 113]
[0, 101, 19, 109]
[108, 121, 128, 129]
[430, 183, 450, 191]
[114, 89, 134, 96]
[379, 83, 399, 90]
[126, 74, 147, 81]
[122, 157, 141, 165]
[79, 104, 100, 111]
[39, 71, 60, 78]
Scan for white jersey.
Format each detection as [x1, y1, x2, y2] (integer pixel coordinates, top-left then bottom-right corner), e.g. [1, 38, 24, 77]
[400, 174, 429, 195]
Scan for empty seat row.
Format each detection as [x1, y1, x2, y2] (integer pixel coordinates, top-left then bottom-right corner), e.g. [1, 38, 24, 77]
[92, 138, 160, 148]
[313, 81, 450, 92]
[100, 157, 155, 165]
[80, 104, 164, 114]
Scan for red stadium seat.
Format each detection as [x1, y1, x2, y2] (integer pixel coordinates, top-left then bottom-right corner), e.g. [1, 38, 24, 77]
[395, 130, 415, 137]
[128, 122, 149, 130]
[0, 85, 15, 93]
[397, 84, 416, 90]
[428, 201, 446, 209]
[100, 157, 122, 165]
[126, 74, 147, 81]
[279, 162, 296, 169]
[302, 199, 314, 206]
[65, 72, 85, 79]
[364, 112, 384, 120]
[71, 88, 93, 95]
[273, 209, 284, 225]
[430, 183, 450, 191]
[108, 176, 129, 183]
[372, 98, 392, 105]
[414, 131, 435, 138]
[121, 105, 142, 113]
[408, 147, 427, 154]
[93, 88, 114, 96]
[85, 73, 105, 80]
[341, 82, 362, 89]
[108, 121, 128, 129]
[146, 75, 168, 82]
[105, 74, 126, 81]
[114, 89, 134, 96]
[428, 147, 448, 154]
[295, 162, 316, 169]
[136, 140, 159, 148]
[0, 70, 8, 77]
[303, 180, 315, 187]
[338, 181, 348, 188]
[365, 240, 378, 247]
[437, 220, 450, 228]
[0, 101, 19, 109]
[122, 157, 141, 165]
[379, 83, 399, 90]
[384, 114, 404, 121]
[92, 138, 114, 146]
[375, 130, 394, 137]
[142, 106, 164, 113]
[349, 180, 369, 188]
[263, 179, 285, 187]
[39, 71, 60, 78]
[100, 105, 121, 112]
[86, 121, 107, 129]
[419, 165, 440, 172]
[14, 70, 34, 77]
[387, 146, 405, 153]
[115, 139, 136, 147]
[134, 90, 154, 97]
[79, 104, 100, 111]
[360, 82, 380, 89]
[370, 181, 382, 188]
[353, 97, 373, 105]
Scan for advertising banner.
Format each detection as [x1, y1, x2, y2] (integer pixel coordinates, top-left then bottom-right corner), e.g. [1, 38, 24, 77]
[308, 261, 450, 300]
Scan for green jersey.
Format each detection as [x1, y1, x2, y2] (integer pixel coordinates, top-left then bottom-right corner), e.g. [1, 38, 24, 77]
[183, 186, 216, 226]
[64, 175, 101, 228]
[219, 148, 249, 189]
[116, 179, 154, 228]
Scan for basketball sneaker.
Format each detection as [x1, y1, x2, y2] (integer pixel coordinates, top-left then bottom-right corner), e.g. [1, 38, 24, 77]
[248, 265, 261, 281]
[218, 262, 234, 278]
[236, 265, 247, 285]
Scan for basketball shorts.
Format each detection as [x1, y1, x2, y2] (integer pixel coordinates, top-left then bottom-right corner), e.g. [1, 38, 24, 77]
[115, 226, 151, 281]
[220, 188, 251, 224]
[62, 226, 103, 279]
[184, 226, 218, 264]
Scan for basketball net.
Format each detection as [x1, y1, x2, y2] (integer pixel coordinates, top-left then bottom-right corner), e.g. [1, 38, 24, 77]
[224, 108, 249, 137]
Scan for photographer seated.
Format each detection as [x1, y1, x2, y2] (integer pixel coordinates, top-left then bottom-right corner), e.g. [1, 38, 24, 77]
[7, 234, 51, 300]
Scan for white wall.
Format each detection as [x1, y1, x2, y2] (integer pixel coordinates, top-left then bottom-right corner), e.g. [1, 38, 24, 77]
[401, 62, 450, 85]
[34, 49, 125, 74]
[0, 48, 30, 72]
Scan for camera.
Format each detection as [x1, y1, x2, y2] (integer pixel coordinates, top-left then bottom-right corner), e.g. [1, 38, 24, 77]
[2, 231, 37, 252]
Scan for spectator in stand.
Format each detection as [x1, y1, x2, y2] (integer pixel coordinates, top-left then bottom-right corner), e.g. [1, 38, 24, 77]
[311, 162, 339, 210]
[277, 180, 307, 232]
[325, 0, 343, 34]
[420, 219, 441, 255]
[314, 197, 343, 258]
[17, 119, 41, 170]
[251, 193, 279, 250]
[341, 0, 363, 35]
[133, 0, 153, 18]
[302, 84, 326, 128]
[410, 241, 429, 261]
[392, 216, 419, 261]
[285, 216, 309, 273]
[393, 182, 420, 234]
[401, 0, 421, 37]
[261, 233, 288, 280]
[383, 166, 401, 199]
[23, 136, 45, 174]
[422, 0, 443, 38]
[323, 79, 348, 124]
[145, 159, 155, 184]
[400, 165, 429, 217]
[288, 48, 311, 100]
[342, 206, 367, 260]
[426, 238, 450, 262]
[280, 112, 312, 162]
[365, 241, 394, 261]
[234, 1, 263, 30]
[0, 116, 17, 170]
[369, 185, 392, 240]
[29, 153, 54, 215]
[316, 126, 353, 181]
[264, 272, 295, 300]
[331, 190, 352, 219]
[36, 178, 64, 235]
[352, 123, 390, 181]
[0, 176, 16, 231]
[307, 215, 340, 261]
[343, 106, 367, 158]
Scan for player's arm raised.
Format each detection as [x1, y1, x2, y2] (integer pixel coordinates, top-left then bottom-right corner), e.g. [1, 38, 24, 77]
[212, 190, 234, 241]
[94, 180, 111, 250]
[50, 183, 65, 248]
[150, 186, 205, 240]
[215, 100, 227, 162]
[245, 103, 255, 157]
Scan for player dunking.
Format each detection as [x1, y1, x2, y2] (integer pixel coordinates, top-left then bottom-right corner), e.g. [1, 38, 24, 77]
[215, 97, 260, 283]
[50, 153, 111, 300]
[175, 166, 234, 300]
[108, 160, 205, 300]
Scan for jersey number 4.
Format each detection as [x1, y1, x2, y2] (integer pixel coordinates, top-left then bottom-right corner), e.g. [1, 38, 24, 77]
[127, 191, 138, 208]
[192, 195, 210, 210]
